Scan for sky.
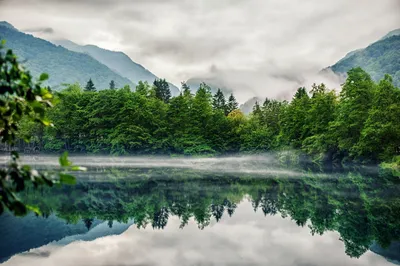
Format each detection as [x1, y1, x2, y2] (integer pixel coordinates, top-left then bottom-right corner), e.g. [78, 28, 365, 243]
[3, 201, 392, 266]
[0, 0, 399, 100]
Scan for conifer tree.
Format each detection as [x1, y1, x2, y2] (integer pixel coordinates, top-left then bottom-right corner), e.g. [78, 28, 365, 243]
[109, 80, 116, 90]
[153, 78, 171, 103]
[226, 93, 239, 114]
[253, 101, 262, 117]
[181, 81, 191, 96]
[212, 89, 227, 114]
[84, 78, 96, 92]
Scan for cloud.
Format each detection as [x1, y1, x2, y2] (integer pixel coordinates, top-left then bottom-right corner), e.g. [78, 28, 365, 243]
[0, 0, 399, 101]
[3, 201, 391, 266]
[23, 27, 54, 34]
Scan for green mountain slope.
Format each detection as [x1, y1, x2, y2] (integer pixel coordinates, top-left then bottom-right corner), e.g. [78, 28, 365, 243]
[0, 21, 133, 90]
[52, 39, 180, 96]
[329, 30, 400, 86]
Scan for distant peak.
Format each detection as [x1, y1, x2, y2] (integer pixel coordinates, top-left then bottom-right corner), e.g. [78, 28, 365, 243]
[52, 39, 79, 46]
[0, 21, 17, 31]
[380, 28, 400, 40]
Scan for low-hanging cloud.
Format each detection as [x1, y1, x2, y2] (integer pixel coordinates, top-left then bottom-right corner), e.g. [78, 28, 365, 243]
[0, 0, 399, 101]
[23, 27, 54, 34]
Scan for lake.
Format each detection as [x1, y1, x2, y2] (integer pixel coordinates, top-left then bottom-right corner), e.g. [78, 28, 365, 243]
[0, 155, 399, 266]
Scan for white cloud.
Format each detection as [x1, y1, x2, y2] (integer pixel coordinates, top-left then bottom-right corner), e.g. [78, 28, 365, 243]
[0, 0, 399, 101]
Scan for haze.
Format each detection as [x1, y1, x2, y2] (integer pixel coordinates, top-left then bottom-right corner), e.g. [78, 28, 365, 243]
[0, 154, 337, 178]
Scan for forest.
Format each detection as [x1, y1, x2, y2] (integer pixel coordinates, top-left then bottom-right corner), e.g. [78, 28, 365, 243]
[20, 67, 400, 164]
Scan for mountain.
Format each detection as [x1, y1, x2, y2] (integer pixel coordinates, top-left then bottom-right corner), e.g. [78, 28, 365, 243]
[52, 39, 180, 96]
[328, 29, 400, 87]
[370, 241, 400, 265]
[239, 97, 263, 115]
[0, 212, 102, 263]
[186, 77, 233, 95]
[0, 21, 133, 90]
[380, 28, 400, 41]
[0, 21, 16, 31]
[0, 211, 134, 263]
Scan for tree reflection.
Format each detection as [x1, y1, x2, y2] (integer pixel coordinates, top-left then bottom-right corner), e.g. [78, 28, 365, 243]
[19, 167, 400, 258]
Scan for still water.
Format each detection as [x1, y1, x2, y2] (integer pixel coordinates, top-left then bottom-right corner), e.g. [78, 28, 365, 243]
[0, 156, 399, 266]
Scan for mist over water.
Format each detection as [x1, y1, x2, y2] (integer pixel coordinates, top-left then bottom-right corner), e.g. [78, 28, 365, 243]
[0, 154, 334, 178]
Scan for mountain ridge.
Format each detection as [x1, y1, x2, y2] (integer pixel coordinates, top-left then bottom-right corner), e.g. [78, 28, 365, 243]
[52, 39, 180, 96]
[328, 29, 400, 87]
[0, 22, 133, 90]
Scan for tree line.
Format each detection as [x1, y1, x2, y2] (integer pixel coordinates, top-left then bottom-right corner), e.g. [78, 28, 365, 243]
[21, 67, 400, 163]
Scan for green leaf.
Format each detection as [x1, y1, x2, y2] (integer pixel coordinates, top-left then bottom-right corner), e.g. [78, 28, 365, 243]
[59, 151, 72, 167]
[40, 119, 52, 126]
[59, 173, 76, 185]
[39, 73, 49, 81]
[26, 205, 42, 215]
[71, 166, 87, 171]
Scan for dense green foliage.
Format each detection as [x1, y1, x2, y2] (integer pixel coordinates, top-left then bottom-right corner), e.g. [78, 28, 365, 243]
[331, 34, 400, 87]
[0, 22, 133, 90]
[22, 67, 400, 164]
[0, 43, 81, 216]
[18, 166, 400, 258]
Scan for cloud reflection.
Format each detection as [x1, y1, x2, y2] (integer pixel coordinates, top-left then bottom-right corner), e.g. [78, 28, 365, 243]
[3, 201, 391, 266]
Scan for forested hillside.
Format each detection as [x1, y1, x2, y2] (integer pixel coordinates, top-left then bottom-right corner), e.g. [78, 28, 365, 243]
[21, 68, 400, 164]
[52, 39, 180, 96]
[0, 22, 133, 90]
[329, 32, 400, 87]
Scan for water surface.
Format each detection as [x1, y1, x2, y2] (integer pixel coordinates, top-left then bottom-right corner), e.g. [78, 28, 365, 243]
[0, 156, 399, 265]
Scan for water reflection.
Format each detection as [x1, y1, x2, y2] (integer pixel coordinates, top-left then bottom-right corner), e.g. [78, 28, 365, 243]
[3, 201, 393, 266]
[0, 163, 399, 265]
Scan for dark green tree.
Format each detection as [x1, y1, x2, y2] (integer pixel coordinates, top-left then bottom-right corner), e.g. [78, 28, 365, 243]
[226, 93, 239, 114]
[261, 98, 285, 136]
[280, 87, 310, 148]
[355, 74, 400, 161]
[83, 218, 94, 230]
[212, 88, 227, 114]
[252, 101, 262, 117]
[302, 84, 337, 157]
[84, 78, 96, 92]
[153, 78, 171, 103]
[109, 80, 116, 90]
[181, 81, 191, 97]
[330, 67, 374, 158]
